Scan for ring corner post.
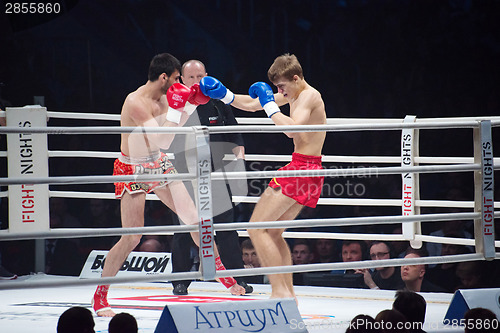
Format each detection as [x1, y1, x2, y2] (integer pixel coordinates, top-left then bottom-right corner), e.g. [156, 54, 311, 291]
[473, 120, 495, 260]
[401, 115, 422, 249]
[194, 126, 216, 280]
[5, 105, 50, 272]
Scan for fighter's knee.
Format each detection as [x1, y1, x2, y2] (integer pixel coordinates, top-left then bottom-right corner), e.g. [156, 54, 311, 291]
[121, 234, 142, 250]
[248, 228, 264, 239]
[268, 228, 285, 240]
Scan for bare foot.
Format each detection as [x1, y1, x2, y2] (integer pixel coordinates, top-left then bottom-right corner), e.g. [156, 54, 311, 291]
[96, 308, 115, 317]
[229, 284, 246, 296]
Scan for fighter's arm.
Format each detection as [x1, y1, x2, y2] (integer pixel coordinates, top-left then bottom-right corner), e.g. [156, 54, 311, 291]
[232, 93, 287, 112]
[125, 98, 178, 150]
[248, 82, 315, 138]
[199, 76, 287, 112]
[267, 91, 315, 138]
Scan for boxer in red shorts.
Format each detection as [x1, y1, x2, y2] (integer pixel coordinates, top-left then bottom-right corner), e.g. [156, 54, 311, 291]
[113, 152, 177, 198]
[200, 53, 326, 300]
[269, 152, 323, 208]
[93, 54, 244, 318]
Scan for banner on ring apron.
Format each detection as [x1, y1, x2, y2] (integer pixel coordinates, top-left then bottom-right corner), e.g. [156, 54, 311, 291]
[444, 288, 500, 322]
[6, 105, 50, 233]
[79, 250, 172, 279]
[154, 298, 307, 333]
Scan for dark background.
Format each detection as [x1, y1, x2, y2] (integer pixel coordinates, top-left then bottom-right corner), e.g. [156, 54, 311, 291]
[0, 0, 499, 275]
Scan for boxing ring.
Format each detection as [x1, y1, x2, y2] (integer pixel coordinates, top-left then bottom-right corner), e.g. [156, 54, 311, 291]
[0, 107, 499, 332]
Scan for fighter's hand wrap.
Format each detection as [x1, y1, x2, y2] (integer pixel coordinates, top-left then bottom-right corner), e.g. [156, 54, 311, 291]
[166, 83, 192, 124]
[249, 82, 281, 118]
[215, 256, 237, 289]
[199, 76, 234, 104]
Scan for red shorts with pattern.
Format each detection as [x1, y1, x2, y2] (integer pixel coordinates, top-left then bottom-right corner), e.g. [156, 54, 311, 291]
[268, 152, 324, 208]
[113, 152, 177, 199]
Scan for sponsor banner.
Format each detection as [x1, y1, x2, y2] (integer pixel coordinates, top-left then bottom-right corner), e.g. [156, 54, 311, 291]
[445, 288, 500, 322]
[6, 106, 50, 233]
[195, 128, 215, 280]
[401, 116, 416, 240]
[480, 121, 495, 259]
[154, 298, 306, 333]
[79, 250, 172, 279]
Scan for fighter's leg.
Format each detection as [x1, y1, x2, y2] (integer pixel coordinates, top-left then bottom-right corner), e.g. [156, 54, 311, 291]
[154, 182, 245, 295]
[247, 187, 299, 298]
[273, 203, 304, 299]
[102, 191, 146, 277]
[94, 191, 146, 317]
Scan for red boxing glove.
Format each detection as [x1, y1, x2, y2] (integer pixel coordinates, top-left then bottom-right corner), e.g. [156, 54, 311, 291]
[167, 83, 191, 109]
[166, 83, 191, 124]
[188, 83, 210, 106]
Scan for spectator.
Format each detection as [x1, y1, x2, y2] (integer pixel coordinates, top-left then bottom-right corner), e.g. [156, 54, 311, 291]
[463, 307, 499, 333]
[292, 239, 314, 286]
[392, 290, 427, 333]
[241, 239, 260, 268]
[330, 240, 367, 288]
[426, 233, 468, 292]
[426, 219, 473, 267]
[241, 239, 267, 284]
[313, 238, 338, 263]
[340, 240, 367, 273]
[375, 309, 409, 333]
[57, 306, 95, 333]
[138, 237, 165, 252]
[346, 314, 380, 333]
[292, 240, 314, 265]
[401, 247, 444, 292]
[391, 226, 410, 258]
[455, 261, 485, 290]
[356, 241, 405, 290]
[108, 312, 138, 333]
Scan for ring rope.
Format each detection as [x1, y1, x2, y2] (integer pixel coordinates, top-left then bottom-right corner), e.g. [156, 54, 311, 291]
[225, 154, 500, 165]
[48, 191, 494, 210]
[0, 163, 485, 186]
[0, 253, 498, 291]
[235, 116, 500, 125]
[0, 211, 490, 241]
[41, 151, 500, 166]
[38, 109, 500, 124]
[233, 196, 492, 208]
[237, 231, 493, 248]
[1, 118, 499, 136]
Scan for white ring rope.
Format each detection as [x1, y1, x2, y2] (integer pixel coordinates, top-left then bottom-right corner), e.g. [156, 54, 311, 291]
[0, 252, 498, 291]
[0, 163, 485, 186]
[233, 196, 496, 209]
[48, 191, 499, 211]
[226, 154, 500, 165]
[40, 151, 497, 165]
[1, 117, 500, 136]
[23, 109, 500, 125]
[235, 116, 500, 125]
[40, 110, 500, 124]
[0, 211, 488, 241]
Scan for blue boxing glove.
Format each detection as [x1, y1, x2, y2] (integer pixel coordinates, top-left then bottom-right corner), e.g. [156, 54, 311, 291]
[199, 76, 234, 104]
[248, 82, 281, 118]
